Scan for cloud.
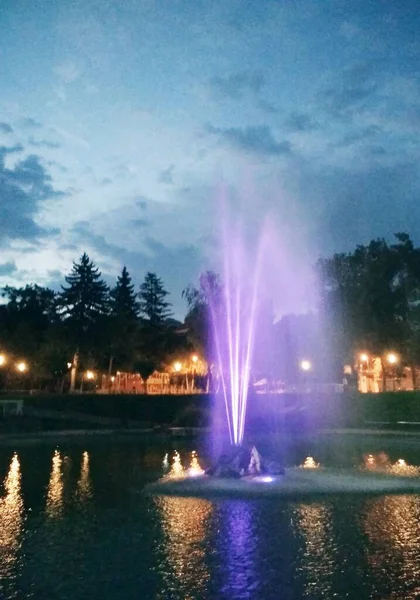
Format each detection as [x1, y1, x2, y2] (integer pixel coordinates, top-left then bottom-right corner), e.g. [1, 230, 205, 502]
[20, 117, 42, 129]
[209, 71, 265, 100]
[0, 122, 13, 134]
[131, 218, 149, 227]
[28, 137, 61, 149]
[135, 197, 148, 210]
[207, 124, 292, 156]
[0, 151, 63, 245]
[158, 164, 175, 184]
[285, 112, 319, 132]
[69, 220, 204, 317]
[321, 62, 381, 118]
[0, 144, 23, 156]
[331, 125, 382, 149]
[258, 99, 279, 114]
[0, 261, 17, 276]
[54, 61, 81, 84]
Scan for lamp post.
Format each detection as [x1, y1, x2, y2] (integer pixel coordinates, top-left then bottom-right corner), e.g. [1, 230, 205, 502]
[358, 353, 369, 393]
[300, 360, 312, 393]
[0, 354, 7, 367]
[386, 353, 398, 391]
[190, 355, 199, 392]
[80, 370, 96, 392]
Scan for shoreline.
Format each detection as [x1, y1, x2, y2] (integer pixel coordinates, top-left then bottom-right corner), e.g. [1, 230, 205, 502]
[1, 425, 420, 446]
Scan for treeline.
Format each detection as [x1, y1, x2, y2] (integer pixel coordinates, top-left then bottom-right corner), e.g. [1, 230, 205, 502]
[317, 232, 420, 381]
[1, 232, 420, 391]
[0, 253, 191, 390]
[182, 232, 420, 382]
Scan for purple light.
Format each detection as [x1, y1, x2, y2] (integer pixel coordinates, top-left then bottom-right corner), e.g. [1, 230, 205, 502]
[258, 476, 274, 483]
[209, 206, 266, 446]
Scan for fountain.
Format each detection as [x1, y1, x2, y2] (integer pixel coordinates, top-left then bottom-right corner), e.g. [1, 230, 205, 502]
[145, 203, 420, 499]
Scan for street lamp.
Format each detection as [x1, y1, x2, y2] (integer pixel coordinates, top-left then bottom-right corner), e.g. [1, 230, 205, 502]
[360, 353, 369, 363]
[85, 370, 95, 380]
[386, 353, 398, 391]
[387, 353, 398, 365]
[16, 361, 27, 373]
[191, 355, 198, 363]
[0, 354, 6, 367]
[300, 360, 312, 372]
[173, 362, 182, 373]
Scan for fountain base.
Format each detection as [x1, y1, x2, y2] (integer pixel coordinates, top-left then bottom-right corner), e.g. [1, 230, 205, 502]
[145, 468, 420, 499]
[204, 445, 284, 479]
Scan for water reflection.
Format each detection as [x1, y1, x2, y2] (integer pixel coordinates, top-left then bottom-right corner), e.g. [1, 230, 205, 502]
[364, 495, 420, 598]
[76, 451, 93, 503]
[0, 454, 24, 593]
[361, 453, 420, 476]
[219, 501, 258, 599]
[155, 495, 212, 599]
[293, 503, 336, 598]
[46, 450, 64, 518]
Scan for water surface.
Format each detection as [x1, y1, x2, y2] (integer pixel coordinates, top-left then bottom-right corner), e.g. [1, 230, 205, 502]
[1, 434, 420, 599]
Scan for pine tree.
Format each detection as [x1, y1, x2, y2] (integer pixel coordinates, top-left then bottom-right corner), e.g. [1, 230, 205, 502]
[59, 252, 109, 339]
[110, 266, 139, 321]
[107, 266, 140, 371]
[138, 272, 173, 325]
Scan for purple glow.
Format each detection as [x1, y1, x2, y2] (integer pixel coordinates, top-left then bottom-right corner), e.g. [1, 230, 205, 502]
[206, 189, 316, 447]
[258, 476, 275, 483]
[208, 207, 266, 446]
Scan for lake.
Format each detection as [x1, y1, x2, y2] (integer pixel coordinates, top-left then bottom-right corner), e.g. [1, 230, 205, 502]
[1, 433, 420, 599]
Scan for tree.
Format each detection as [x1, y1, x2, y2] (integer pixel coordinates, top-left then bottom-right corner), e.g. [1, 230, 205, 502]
[110, 266, 140, 321]
[137, 272, 174, 371]
[138, 272, 172, 324]
[317, 234, 415, 377]
[1, 284, 57, 357]
[58, 252, 109, 339]
[58, 253, 109, 388]
[183, 270, 223, 358]
[107, 266, 140, 372]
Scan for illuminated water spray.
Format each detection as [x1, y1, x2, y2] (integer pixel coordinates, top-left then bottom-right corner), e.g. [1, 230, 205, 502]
[208, 212, 266, 446]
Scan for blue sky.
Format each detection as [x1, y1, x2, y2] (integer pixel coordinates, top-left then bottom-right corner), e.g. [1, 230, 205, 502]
[1, 0, 420, 317]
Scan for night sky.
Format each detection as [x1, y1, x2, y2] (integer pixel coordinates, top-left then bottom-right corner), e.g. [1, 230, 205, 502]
[1, 1, 420, 317]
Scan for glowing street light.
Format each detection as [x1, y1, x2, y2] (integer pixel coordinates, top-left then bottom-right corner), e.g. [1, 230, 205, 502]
[0, 354, 6, 367]
[387, 353, 398, 365]
[85, 370, 95, 380]
[173, 362, 182, 373]
[300, 360, 312, 372]
[360, 353, 369, 363]
[191, 355, 198, 363]
[16, 361, 27, 373]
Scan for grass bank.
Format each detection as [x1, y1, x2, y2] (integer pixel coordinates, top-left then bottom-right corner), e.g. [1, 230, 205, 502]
[1, 390, 420, 436]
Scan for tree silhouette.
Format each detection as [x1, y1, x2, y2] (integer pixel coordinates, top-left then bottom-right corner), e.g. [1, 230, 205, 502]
[108, 266, 140, 371]
[139, 272, 172, 324]
[58, 252, 109, 358]
[183, 270, 223, 357]
[110, 266, 140, 321]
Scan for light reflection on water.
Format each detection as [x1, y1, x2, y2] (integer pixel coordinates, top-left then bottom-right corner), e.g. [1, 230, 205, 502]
[218, 501, 259, 599]
[76, 451, 92, 503]
[3, 443, 420, 598]
[155, 495, 212, 600]
[46, 450, 64, 518]
[0, 454, 24, 597]
[364, 495, 420, 598]
[292, 503, 337, 599]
